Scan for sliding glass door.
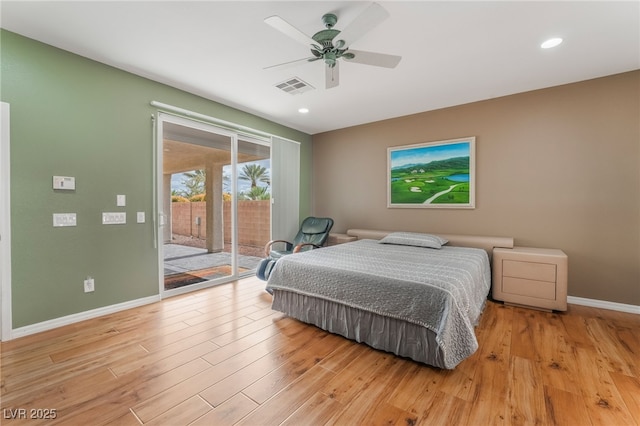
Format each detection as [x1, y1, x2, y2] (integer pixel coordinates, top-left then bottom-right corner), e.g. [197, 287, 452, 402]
[156, 113, 270, 296]
[235, 137, 271, 277]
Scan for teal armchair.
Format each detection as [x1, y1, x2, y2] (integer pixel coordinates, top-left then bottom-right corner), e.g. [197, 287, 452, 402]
[264, 216, 334, 260]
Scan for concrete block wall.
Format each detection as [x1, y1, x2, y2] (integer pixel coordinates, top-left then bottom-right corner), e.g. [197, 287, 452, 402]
[171, 200, 270, 247]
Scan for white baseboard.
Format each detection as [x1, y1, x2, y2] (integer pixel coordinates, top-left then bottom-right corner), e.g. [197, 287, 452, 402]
[9, 295, 161, 340]
[568, 296, 640, 315]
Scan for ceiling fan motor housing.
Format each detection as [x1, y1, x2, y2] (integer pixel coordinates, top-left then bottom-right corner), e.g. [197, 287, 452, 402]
[312, 29, 340, 48]
[311, 14, 350, 68]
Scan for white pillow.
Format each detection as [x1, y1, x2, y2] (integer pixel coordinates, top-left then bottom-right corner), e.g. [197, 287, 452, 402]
[378, 232, 448, 249]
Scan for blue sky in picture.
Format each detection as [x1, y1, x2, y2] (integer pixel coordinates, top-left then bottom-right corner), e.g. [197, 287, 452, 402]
[391, 141, 470, 169]
[171, 159, 270, 195]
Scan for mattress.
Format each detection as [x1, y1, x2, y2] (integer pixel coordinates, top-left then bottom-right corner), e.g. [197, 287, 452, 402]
[265, 238, 492, 369]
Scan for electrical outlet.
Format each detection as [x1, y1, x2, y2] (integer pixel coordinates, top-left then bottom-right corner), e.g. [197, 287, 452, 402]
[84, 277, 95, 293]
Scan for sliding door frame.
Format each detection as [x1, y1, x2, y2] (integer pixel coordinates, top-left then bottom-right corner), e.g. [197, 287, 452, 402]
[155, 112, 239, 298]
[152, 102, 301, 299]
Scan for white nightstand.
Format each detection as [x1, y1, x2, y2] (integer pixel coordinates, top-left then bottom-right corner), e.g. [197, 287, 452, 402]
[492, 247, 568, 311]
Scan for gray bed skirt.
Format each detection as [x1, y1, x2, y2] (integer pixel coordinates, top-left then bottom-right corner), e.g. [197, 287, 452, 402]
[272, 290, 446, 368]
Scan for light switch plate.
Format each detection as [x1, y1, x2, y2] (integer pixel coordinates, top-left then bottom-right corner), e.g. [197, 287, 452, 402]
[53, 213, 77, 227]
[102, 212, 126, 225]
[136, 211, 145, 223]
[116, 194, 126, 207]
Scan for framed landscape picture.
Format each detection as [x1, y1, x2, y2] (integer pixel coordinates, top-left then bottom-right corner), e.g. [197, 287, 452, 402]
[387, 137, 475, 208]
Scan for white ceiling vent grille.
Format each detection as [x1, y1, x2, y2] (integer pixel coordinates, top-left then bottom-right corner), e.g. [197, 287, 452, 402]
[275, 77, 315, 95]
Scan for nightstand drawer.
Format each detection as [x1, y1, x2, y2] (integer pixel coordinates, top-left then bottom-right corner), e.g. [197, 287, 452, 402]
[503, 259, 556, 283]
[503, 277, 556, 300]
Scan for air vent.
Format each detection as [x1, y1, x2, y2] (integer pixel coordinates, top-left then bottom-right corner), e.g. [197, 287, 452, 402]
[275, 77, 315, 95]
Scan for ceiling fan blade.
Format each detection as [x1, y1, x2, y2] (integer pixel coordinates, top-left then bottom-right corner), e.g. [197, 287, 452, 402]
[335, 3, 389, 47]
[264, 15, 316, 47]
[264, 56, 318, 70]
[344, 49, 401, 68]
[326, 62, 339, 89]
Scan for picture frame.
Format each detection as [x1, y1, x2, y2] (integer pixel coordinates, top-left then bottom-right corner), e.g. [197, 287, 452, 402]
[387, 137, 475, 209]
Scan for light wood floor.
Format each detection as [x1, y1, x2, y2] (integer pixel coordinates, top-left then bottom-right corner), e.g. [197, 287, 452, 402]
[1, 276, 638, 425]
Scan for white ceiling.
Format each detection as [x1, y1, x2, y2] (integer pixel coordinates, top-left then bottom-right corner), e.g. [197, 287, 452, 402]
[1, 1, 638, 135]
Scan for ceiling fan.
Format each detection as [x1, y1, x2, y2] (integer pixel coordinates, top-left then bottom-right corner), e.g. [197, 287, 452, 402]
[264, 2, 401, 89]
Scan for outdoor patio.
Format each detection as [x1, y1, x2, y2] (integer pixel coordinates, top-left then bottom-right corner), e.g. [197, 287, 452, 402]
[164, 243, 263, 274]
[163, 237, 264, 289]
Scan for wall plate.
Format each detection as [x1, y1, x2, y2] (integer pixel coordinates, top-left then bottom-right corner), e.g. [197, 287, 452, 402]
[53, 176, 75, 190]
[102, 212, 126, 224]
[53, 213, 77, 227]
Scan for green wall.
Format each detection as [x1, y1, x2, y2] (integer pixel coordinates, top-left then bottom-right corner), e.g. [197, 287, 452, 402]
[0, 30, 312, 328]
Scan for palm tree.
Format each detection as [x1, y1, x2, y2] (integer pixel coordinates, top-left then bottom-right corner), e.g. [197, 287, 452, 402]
[180, 169, 205, 198]
[241, 185, 270, 200]
[239, 163, 270, 189]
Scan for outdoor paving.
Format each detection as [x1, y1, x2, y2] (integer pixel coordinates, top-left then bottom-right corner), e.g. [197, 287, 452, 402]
[163, 244, 263, 276]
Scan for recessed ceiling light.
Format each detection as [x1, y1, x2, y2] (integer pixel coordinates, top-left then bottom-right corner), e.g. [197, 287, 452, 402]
[541, 37, 563, 49]
[298, 107, 309, 114]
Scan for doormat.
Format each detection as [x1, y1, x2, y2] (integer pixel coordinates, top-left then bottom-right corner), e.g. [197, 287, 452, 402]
[164, 265, 248, 290]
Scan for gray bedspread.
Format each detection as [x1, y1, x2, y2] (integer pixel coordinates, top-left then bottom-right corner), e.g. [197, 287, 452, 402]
[266, 239, 491, 368]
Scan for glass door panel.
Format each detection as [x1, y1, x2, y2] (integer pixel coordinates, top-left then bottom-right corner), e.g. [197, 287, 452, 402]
[233, 137, 271, 277]
[161, 118, 235, 294]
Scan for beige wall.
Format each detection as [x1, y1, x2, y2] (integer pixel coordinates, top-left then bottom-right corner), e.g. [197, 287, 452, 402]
[312, 71, 639, 305]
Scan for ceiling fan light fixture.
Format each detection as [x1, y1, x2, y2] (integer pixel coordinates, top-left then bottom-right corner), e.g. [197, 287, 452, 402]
[541, 37, 563, 49]
[324, 51, 338, 67]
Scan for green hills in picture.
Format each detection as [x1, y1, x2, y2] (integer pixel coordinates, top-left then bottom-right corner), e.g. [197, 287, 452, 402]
[390, 156, 470, 204]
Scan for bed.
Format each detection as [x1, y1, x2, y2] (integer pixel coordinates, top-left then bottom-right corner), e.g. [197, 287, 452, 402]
[265, 229, 514, 369]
